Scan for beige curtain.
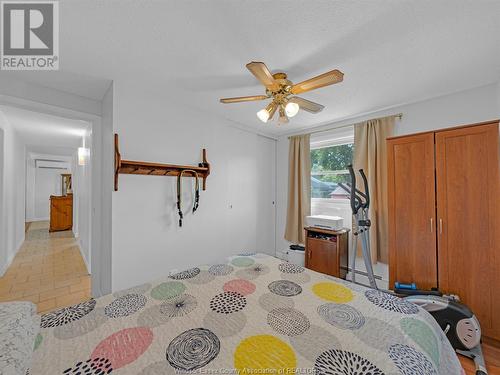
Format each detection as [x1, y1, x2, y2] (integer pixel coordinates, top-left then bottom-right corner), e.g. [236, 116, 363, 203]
[285, 134, 311, 244]
[354, 116, 394, 263]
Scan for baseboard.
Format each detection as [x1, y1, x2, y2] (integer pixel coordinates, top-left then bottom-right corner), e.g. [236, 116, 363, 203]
[0, 256, 12, 276]
[275, 250, 289, 261]
[1, 239, 24, 276]
[76, 238, 91, 274]
[16, 236, 24, 251]
[5, 252, 15, 272]
[14, 237, 24, 262]
[26, 217, 49, 222]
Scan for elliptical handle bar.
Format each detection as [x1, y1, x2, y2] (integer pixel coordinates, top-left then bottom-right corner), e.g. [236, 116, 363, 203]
[359, 169, 370, 209]
[347, 165, 360, 214]
[338, 182, 362, 208]
[346, 182, 367, 201]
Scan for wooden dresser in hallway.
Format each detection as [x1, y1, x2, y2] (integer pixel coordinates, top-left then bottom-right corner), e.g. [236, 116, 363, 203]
[0, 221, 91, 314]
[49, 194, 73, 232]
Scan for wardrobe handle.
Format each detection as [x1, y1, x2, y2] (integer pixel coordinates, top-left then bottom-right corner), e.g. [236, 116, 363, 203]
[430, 218, 433, 233]
[439, 219, 443, 234]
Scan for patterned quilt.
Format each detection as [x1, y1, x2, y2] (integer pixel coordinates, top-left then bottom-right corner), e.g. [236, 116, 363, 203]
[30, 253, 464, 374]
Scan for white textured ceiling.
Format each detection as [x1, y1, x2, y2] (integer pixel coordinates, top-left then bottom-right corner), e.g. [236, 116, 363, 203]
[1, 0, 499, 136]
[1, 70, 112, 101]
[0, 105, 89, 154]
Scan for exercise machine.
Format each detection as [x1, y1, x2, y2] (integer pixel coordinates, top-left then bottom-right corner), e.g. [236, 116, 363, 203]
[339, 165, 378, 290]
[405, 294, 487, 375]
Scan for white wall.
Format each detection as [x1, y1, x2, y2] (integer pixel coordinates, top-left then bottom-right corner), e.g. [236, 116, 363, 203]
[111, 82, 277, 291]
[0, 113, 25, 275]
[35, 168, 64, 219]
[93, 84, 113, 296]
[256, 136, 276, 255]
[0, 126, 5, 274]
[276, 82, 500, 254]
[25, 157, 35, 221]
[25, 155, 71, 221]
[73, 132, 92, 272]
[497, 81, 500, 116]
[391, 83, 499, 137]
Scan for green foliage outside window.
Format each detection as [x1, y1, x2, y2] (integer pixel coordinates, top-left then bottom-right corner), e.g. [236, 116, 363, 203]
[311, 143, 354, 198]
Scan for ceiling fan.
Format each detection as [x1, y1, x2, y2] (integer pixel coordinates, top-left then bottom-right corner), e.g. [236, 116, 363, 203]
[220, 62, 343, 124]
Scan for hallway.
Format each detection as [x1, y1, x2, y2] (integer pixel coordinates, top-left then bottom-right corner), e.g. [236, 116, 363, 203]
[0, 221, 91, 314]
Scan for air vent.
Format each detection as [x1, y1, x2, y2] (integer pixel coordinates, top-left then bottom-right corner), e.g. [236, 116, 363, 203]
[35, 159, 70, 170]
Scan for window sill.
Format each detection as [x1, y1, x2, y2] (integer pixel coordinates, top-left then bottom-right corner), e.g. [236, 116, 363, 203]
[311, 198, 351, 204]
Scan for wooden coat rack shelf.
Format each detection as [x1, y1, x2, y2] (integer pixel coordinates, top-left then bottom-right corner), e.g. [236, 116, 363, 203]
[114, 134, 210, 191]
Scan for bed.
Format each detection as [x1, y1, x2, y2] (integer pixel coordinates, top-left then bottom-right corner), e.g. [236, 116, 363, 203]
[26, 253, 463, 374]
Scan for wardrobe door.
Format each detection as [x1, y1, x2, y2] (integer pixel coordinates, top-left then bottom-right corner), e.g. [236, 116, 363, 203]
[436, 122, 500, 340]
[388, 133, 437, 290]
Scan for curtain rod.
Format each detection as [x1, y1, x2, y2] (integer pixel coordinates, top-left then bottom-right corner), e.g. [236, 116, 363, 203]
[288, 112, 403, 139]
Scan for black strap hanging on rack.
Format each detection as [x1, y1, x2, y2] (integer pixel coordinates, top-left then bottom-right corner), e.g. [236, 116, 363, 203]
[177, 169, 200, 227]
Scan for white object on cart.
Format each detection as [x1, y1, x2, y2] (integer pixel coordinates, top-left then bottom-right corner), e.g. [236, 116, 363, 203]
[305, 215, 344, 231]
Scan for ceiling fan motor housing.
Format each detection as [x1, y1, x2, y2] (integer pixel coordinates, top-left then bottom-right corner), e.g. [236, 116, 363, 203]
[269, 72, 293, 95]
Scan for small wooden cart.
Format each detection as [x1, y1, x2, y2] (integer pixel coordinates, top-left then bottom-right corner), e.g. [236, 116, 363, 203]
[304, 226, 349, 279]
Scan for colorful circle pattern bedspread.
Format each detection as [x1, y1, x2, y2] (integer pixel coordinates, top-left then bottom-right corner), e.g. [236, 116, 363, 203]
[31, 254, 464, 374]
[166, 328, 220, 371]
[41, 299, 96, 328]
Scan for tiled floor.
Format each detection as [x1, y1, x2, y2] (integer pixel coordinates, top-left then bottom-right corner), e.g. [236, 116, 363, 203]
[0, 221, 91, 314]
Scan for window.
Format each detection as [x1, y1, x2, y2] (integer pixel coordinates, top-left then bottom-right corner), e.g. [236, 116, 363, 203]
[310, 127, 354, 200]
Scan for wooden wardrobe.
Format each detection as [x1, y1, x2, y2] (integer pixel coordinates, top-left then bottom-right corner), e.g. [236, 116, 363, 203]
[387, 120, 500, 341]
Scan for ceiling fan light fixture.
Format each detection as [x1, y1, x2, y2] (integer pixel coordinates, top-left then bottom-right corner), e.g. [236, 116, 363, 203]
[221, 61, 343, 126]
[257, 109, 270, 123]
[257, 102, 277, 123]
[279, 105, 289, 124]
[285, 102, 300, 117]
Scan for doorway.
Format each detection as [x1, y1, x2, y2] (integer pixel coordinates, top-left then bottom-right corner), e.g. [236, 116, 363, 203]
[0, 102, 109, 313]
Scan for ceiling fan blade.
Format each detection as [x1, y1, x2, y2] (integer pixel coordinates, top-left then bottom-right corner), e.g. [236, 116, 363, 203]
[290, 69, 344, 94]
[220, 95, 268, 103]
[289, 96, 325, 113]
[246, 62, 279, 89]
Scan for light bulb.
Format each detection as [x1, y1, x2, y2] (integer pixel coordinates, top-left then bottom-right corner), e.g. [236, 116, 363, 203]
[257, 102, 278, 123]
[285, 102, 300, 117]
[279, 106, 289, 124]
[78, 147, 89, 166]
[257, 109, 270, 123]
